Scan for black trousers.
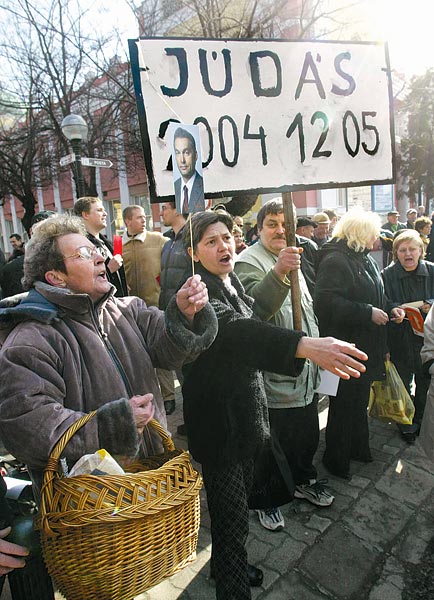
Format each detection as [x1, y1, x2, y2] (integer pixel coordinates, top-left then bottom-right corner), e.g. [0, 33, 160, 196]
[392, 343, 430, 426]
[323, 379, 372, 476]
[249, 398, 319, 510]
[202, 459, 254, 600]
[0, 555, 54, 600]
[269, 396, 319, 485]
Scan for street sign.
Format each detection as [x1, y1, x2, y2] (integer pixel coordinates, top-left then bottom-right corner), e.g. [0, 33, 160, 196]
[59, 153, 76, 167]
[81, 157, 113, 168]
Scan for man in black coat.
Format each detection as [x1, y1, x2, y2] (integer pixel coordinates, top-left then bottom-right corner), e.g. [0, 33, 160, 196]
[8, 234, 25, 262]
[0, 255, 25, 298]
[0, 212, 56, 299]
[381, 211, 407, 266]
[73, 197, 128, 297]
[406, 208, 417, 229]
[159, 202, 189, 310]
[159, 201, 189, 419]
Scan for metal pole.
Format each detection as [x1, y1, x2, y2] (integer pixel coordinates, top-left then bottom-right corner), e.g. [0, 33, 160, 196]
[70, 138, 86, 199]
[282, 191, 302, 331]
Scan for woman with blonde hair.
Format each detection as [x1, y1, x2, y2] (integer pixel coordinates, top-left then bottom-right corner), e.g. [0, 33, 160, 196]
[314, 208, 405, 479]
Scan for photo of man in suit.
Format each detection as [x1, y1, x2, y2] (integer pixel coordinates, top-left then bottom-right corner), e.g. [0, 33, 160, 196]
[173, 126, 205, 214]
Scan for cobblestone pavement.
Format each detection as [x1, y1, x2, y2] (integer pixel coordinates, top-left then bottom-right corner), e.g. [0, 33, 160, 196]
[3, 390, 434, 600]
[137, 391, 434, 600]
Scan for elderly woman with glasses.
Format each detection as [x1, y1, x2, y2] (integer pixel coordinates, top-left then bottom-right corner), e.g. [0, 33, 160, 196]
[0, 215, 216, 499]
[382, 229, 434, 442]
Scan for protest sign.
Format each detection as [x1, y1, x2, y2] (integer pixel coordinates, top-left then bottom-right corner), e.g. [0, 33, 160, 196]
[129, 37, 395, 202]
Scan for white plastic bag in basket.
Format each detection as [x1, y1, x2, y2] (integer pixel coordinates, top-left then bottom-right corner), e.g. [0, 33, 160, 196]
[68, 449, 125, 477]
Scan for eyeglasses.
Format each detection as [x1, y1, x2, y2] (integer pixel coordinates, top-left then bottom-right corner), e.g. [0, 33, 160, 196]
[63, 246, 103, 261]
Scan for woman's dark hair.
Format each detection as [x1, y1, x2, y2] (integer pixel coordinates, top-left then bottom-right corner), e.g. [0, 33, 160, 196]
[256, 198, 283, 230]
[414, 216, 431, 233]
[182, 211, 234, 252]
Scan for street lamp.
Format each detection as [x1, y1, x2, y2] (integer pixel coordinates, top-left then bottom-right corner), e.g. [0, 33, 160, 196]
[61, 114, 88, 199]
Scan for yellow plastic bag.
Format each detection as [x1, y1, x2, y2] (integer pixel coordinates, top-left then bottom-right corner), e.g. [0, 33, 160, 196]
[368, 360, 415, 425]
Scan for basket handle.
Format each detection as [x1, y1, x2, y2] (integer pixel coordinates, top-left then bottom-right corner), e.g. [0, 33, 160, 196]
[48, 413, 175, 468]
[40, 412, 175, 519]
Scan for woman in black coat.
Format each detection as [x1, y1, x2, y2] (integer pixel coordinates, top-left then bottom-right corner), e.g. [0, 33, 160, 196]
[181, 210, 368, 600]
[314, 208, 404, 480]
[382, 229, 434, 442]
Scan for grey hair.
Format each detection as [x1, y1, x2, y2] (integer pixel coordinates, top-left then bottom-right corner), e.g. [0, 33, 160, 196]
[22, 215, 86, 289]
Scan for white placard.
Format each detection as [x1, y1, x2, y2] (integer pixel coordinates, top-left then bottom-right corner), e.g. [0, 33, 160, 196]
[129, 38, 395, 201]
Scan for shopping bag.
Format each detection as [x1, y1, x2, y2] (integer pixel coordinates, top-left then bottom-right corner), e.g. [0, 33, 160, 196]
[368, 360, 415, 425]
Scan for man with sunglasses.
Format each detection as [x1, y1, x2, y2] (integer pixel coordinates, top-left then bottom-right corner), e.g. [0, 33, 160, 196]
[0, 215, 217, 500]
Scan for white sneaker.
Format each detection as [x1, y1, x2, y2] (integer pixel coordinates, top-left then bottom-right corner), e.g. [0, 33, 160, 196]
[294, 479, 335, 507]
[256, 507, 285, 531]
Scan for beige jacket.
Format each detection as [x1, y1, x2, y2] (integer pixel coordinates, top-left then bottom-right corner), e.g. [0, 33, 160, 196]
[123, 231, 167, 306]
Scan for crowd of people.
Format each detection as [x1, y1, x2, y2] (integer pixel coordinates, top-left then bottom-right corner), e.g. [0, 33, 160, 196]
[0, 199, 434, 600]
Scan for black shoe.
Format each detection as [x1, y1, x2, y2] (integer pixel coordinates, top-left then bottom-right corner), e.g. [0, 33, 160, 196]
[210, 563, 263, 587]
[177, 423, 187, 436]
[164, 400, 176, 415]
[246, 564, 263, 587]
[401, 431, 417, 444]
[398, 422, 419, 442]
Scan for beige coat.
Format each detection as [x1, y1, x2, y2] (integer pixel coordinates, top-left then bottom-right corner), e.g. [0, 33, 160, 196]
[122, 231, 167, 306]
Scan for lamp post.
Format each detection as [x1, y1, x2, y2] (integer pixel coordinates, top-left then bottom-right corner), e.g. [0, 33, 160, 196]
[61, 114, 88, 199]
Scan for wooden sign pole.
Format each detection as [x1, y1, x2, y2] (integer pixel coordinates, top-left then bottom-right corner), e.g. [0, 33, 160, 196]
[282, 191, 302, 331]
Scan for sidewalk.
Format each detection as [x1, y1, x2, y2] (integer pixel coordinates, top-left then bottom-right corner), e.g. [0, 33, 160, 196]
[3, 392, 434, 600]
[138, 392, 434, 600]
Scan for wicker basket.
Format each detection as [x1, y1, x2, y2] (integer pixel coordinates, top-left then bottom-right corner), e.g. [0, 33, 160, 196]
[37, 411, 202, 600]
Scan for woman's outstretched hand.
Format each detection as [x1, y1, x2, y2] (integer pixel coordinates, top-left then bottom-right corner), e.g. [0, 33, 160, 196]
[296, 336, 368, 379]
